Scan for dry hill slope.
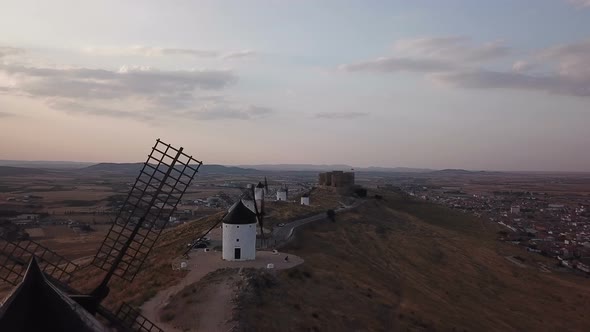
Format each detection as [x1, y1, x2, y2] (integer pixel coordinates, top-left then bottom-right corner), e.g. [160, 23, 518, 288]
[236, 192, 590, 331]
[70, 214, 219, 310]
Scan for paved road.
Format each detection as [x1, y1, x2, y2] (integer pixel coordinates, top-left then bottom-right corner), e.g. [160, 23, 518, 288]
[271, 200, 365, 242]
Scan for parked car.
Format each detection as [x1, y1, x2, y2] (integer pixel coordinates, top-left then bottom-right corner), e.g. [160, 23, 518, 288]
[193, 242, 208, 249]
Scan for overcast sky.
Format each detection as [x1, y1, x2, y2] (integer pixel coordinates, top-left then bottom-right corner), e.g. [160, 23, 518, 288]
[1, 0, 590, 171]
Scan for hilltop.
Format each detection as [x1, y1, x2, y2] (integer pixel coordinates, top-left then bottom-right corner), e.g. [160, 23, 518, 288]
[236, 191, 590, 331]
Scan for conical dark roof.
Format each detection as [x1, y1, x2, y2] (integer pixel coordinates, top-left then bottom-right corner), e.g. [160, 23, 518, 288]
[223, 200, 258, 225]
[256, 182, 265, 188]
[0, 258, 105, 332]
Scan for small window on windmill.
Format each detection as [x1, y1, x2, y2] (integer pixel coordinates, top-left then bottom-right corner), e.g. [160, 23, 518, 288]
[267, 263, 274, 269]
[180, 261, 188, 269]
[204, 248, 210, 252]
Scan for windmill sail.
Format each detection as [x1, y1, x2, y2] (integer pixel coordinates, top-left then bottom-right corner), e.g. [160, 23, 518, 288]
[0, 139, 202, 332]
[92, 139, 202, 282]
[0, 236, 78, 286]
[116, 302, 164, 332]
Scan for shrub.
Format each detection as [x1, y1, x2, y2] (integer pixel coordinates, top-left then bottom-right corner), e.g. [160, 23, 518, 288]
[160, 312, 175, 322]
[326, 209, 336, 222]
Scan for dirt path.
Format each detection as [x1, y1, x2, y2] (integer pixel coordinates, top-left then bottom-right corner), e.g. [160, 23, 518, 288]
[196, 276, 236, 332]
[141, 250, 303, 332]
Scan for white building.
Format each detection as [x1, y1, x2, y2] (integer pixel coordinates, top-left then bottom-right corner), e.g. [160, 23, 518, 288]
[276, 188, 288, 201]
[301, 193, 310, 206]
[222, 200, 258, 261]
[254, 182, 266, 217]
[254, 182, 265, 200]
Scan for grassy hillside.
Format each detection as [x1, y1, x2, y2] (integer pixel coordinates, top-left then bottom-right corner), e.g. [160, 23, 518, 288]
[237, 191, 590, 331]
[70, 214, 219, 310]
[263, 187, 344, 228]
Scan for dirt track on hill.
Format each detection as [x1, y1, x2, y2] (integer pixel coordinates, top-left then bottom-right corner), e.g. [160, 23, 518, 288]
[141, 250, 303, 332]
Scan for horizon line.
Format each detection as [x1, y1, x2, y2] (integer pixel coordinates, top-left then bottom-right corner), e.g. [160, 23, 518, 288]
[1, 159, 589, 174]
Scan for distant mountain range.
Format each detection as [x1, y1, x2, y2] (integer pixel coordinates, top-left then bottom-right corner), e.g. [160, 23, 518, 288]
[80, 163, 261, 175]
[237, 164, 432, 173]
[2, 160, 500, 176]
[0, 166, 49, 176]
[0, 160, 433, 174]
[0, 160, 95, 169]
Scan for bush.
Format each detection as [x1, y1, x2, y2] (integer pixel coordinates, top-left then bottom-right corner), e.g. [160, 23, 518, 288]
[326, 209, 336, 222]
[354, 187, 368, 197]
[160, 312, 175, 322]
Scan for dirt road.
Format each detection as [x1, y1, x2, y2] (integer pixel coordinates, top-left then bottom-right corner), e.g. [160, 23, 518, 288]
[141, 250, 303, 332]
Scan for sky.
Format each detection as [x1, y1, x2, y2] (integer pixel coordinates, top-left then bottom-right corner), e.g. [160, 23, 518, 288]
[1, 0, 590, 171]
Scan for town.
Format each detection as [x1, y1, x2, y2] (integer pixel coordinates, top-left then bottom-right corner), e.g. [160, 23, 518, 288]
[396, 172, 590, 274]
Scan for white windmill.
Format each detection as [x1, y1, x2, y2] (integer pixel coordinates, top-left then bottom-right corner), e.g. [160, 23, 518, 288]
[222, 179, 268, 261]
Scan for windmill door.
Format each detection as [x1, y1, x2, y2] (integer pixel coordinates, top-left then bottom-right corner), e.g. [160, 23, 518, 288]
[234, 248, 241, 260]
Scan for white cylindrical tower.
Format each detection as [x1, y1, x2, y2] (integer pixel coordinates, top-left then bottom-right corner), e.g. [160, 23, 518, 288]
[222, 200, 257, 261]
[301, 194, 310, 206]
[276, 188, 287, 201]
[255, 182, 265, 201]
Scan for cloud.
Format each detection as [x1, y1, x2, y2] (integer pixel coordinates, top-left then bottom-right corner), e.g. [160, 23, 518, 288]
[46, 97, 275, 122]
[433, 70, 590, 97]
[566, 0, 590, 8]
[343, 36, 590, 98]
[393, 36, 510, 62]
[83, 46, 219, 58]
[0, 47, 24, 59]
[47, 99, 155, 122]
[540, 39, 590, 79]
[83, 46, 256, 60]
[186, 105, 274, 120]
[340, 57, 453, 73]
[0, 46, 273, 122]
[340, 36, 509, 74]
[0, 64, 237, 102]
[512, 60, 535, 73]
[315, 112, 369, 119]
[0, 111, 16, 118]
[221, 50, 256, 60]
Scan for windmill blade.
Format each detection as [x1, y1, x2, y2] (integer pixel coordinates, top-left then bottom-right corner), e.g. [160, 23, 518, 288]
[241, 186, 254, 200]
[217, 191, 234, 206]
[115, 302, 164, 332]
[0, 235, 78, 286]
[264, 176, 269, 192]
[182, 211, 228, 258]
[92, 139, 202, 283]
[250, 186, 265, 241]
